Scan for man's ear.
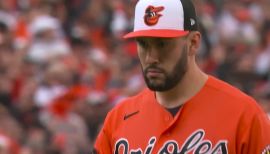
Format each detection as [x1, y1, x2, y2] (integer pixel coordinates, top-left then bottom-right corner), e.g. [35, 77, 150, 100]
[187, 31, 201, 56]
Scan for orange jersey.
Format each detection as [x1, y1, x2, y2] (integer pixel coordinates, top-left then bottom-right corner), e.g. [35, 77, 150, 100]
[94, 76, 270, 154]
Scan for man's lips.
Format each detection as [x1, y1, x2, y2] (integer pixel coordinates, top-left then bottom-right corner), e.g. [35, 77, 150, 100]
[145, 68, 164, 77]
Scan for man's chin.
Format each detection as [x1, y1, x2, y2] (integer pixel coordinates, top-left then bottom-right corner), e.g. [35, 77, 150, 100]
[146, 79, 164, 87]
[146, 83, 168, 91]
[145, 78, 178, 91]
[144, 76, 169, 91]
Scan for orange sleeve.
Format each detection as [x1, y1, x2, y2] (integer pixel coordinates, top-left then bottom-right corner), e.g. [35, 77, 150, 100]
[94, 111, 113, 153]
[238, 103, 270, 154]
[246, 111, 270, 154]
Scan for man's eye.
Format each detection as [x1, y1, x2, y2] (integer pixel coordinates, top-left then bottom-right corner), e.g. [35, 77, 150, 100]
[137, 40, 148, 48]
[157, 41, 166, 48]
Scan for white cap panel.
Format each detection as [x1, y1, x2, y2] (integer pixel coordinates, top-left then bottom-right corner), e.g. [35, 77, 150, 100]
[134, 0, 184, 31]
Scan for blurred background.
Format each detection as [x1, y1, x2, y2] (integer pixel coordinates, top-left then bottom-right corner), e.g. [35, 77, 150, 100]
[0, 0, 269, 153]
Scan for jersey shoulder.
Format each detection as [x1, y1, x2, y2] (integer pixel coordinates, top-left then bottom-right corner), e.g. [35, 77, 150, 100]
[112, 88, 151, 113]
[206, 76, 262, 113]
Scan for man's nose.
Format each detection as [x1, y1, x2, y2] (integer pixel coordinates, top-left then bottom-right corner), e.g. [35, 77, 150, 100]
[145, 48, 160, 64]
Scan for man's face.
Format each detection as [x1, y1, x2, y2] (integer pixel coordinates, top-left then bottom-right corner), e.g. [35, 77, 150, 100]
[136, 37, 188, 91]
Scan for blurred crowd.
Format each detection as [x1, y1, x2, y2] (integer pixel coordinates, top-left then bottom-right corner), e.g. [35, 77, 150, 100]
[0, 0, 269, 153]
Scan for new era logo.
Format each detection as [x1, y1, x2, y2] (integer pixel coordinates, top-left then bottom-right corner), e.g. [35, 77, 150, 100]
[190, 18, 196, 26]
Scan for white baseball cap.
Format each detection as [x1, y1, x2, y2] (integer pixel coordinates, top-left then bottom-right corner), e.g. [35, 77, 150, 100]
[124, 0, 198, 38]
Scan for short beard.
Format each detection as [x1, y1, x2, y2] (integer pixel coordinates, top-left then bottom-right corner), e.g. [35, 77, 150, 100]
[143, 45, 188, 91]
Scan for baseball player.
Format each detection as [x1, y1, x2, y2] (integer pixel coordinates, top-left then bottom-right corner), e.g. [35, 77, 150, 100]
[94, 0, 270, 153]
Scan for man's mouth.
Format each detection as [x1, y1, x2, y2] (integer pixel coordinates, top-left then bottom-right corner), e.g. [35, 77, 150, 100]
[145, 67, 164, 77]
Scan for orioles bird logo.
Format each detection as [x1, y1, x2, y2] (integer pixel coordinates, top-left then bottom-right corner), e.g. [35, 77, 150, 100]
[144, 5, 164, 26]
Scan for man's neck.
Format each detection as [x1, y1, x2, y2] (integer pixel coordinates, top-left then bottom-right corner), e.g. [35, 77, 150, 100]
[155, 64, 208, 108]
